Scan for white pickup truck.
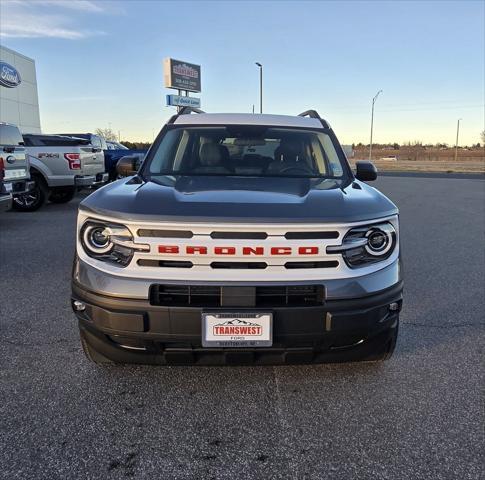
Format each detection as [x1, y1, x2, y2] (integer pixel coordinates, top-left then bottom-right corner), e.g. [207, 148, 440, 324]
[13, 134, 108, 211]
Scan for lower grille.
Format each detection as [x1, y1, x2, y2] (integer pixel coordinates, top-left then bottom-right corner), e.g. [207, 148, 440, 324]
[149, 284, 325, 308]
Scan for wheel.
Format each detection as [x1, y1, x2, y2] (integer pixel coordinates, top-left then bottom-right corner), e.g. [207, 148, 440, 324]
[12, 174, 47, 212]
[49, 186, 76, 204]
[80, 329, 114, 365]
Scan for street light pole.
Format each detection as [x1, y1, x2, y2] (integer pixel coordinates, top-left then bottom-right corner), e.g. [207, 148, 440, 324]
[369, 89, 383, 161]
[454, 118, 462, 163]
[255, 62, 263, 113]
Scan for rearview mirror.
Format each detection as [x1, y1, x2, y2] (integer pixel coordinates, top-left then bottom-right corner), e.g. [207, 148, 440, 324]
[116, 155, 140, 177]
[355, 161, 377, 181]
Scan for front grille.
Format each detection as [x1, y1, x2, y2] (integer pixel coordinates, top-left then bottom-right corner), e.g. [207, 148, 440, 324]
[150, 285, 221, 307]
[137, 229, 193, 238]
[210, 231, 268, 239]
[138, 259, 193, 268]
[284, 231, 339, 239]
[150, 284, 325, 308]
[210, 262, 267, 269]
[285, 261, 339, 269]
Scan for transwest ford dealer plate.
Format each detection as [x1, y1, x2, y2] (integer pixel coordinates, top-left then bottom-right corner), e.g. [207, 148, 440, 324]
[202, 313, 273, 348]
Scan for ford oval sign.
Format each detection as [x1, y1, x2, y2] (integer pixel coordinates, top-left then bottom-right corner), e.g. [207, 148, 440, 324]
[0, 62, 22, 88]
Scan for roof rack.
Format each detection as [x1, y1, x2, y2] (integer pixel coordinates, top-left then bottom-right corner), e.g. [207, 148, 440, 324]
[298, 110, 321, 119]
[167, 106, 205, 124]
[298, 110, 329, 128]
[178, 106, 205, 115]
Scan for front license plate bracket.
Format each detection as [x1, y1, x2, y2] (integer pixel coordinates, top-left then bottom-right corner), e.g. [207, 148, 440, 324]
[202, 312, 273, 348]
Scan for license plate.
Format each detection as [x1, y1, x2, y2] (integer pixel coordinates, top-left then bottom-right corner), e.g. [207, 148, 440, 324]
[4, 169, 26, 180]
[202, 312, 273, 347]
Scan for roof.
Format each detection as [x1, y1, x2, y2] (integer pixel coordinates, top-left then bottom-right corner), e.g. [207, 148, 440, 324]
[173, 113, 326, 129]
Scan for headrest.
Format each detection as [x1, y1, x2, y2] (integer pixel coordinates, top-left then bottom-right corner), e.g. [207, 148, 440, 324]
[275, 142, 300, 162]
[199, 143, 222, 166]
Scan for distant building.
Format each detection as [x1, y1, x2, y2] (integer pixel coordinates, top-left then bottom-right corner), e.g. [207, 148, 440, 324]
[0, 45, 41, 133]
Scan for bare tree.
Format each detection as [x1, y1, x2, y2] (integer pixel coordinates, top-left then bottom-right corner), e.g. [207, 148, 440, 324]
[95, 128, 117, 141]
[481, 130, 485, 144]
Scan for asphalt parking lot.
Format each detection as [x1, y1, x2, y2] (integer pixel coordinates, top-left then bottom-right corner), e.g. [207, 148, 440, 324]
[1, 175, 484, 480]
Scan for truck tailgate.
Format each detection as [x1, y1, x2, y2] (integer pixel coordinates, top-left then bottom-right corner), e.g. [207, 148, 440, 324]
[80, 147, 105, 176]
[3, 146, 29, 181]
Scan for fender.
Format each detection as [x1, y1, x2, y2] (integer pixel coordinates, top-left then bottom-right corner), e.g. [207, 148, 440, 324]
[28, 154, 53, 185]
[28, 153, 76, 187]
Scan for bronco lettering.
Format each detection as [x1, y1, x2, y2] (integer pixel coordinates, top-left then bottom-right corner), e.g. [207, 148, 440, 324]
[157, 245, 320, 255]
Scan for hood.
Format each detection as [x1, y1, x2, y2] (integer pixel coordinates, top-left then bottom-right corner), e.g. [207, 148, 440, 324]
[80, 175, 398, 224]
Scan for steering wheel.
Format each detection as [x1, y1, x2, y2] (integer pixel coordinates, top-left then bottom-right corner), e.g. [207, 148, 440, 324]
[279, 164, 314, 175]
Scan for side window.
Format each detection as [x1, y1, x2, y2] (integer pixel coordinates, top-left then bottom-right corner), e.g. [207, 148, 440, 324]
[91, 135, 102, 149]
[149, 129, 182, 173]
[0, 125, 24, 146]
[320, 135, 343, 177]
[310, 138, 327, 174]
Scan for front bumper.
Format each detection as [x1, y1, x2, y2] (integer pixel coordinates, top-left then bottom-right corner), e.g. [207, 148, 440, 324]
[72, 277, 403, 365]
[7, 180, 35, 196]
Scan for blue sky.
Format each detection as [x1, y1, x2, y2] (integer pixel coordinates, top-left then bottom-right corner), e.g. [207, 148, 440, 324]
[1, 0, 483, 144]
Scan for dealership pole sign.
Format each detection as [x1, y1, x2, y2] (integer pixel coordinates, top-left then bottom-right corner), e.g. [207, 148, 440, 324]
[164, 58, 201, 92]
[163, 57, 201, 111]
[0, 61, 22, 88]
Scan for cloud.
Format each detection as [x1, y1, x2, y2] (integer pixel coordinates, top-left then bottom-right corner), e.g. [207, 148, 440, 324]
[33, 1, 105, 12]
[2, 0, 104, 11]
[0, 0, 109, 39]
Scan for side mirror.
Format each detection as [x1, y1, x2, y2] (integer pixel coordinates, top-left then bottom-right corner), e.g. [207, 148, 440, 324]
[116, 155, 139, 177]
[355, 161, 377, 181]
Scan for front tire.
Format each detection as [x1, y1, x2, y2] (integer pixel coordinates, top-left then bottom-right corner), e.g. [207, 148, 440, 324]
[12, 174, 47, 212]
[49, 186, 76, 204]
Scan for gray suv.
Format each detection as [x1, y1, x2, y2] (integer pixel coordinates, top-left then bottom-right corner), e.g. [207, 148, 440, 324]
[72, 109, 403, 365]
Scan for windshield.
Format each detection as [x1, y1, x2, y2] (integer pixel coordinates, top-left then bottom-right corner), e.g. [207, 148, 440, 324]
[144, 126, 348, 179]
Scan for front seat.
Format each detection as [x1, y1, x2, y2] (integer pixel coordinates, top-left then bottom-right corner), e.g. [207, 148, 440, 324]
[193, 143, 231, 174]
[267, 142, 304, 174]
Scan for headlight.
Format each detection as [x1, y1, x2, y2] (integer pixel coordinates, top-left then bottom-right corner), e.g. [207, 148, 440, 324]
[82, 224, 113, 254]
[327, 222, 397, 268]
[80, 220, 149, 267]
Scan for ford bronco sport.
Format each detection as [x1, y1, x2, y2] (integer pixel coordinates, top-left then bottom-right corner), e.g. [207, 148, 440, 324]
[72, 109, 403, 365]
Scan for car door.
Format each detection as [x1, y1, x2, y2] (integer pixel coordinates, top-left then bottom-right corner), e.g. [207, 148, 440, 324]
[84, 134, 106, 174]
